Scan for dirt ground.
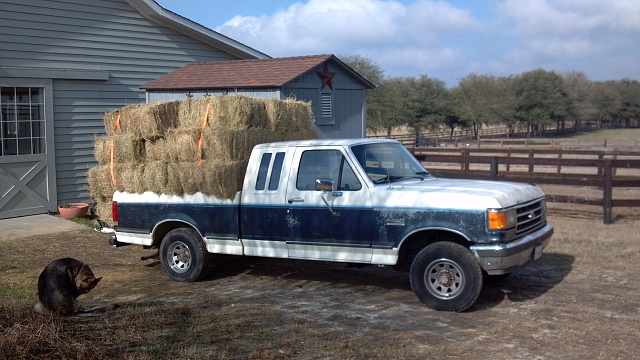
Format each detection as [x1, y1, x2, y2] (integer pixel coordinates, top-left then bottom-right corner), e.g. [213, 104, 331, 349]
[1, 202, 639, 359]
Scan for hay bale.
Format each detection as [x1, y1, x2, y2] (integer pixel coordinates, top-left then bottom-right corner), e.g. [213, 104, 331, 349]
[202, 127, 283, 161]
[95, 201, 114, 227]
[263, 98, 315, 132]
[104, 101, 180, 140]
[145, 129, 200, 162]
[94, 135, 145, 165]
[280, 128, 319, 141]
[179, 95, 268, 130]
[87, 166, 114, 203]
[111, 164, 145, 194]
[200, 160, 247, 199]
[142, 162, 169, 195]
[104, 104, 145, 136]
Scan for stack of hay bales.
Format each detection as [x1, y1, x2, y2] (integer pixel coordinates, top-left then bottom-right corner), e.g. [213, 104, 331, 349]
[88, 95, 317, 225]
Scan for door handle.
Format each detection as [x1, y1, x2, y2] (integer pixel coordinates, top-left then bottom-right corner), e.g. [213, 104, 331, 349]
[287, 197, 304, 203]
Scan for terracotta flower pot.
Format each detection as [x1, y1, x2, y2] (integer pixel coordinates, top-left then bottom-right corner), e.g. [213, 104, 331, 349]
[58, 203, 90, 220]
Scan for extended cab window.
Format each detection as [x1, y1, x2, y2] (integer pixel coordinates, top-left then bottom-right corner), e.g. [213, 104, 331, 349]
[255, 152, 285, 191]
[296, 150, 362, 191]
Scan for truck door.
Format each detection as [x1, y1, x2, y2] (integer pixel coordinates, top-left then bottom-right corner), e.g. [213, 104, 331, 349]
[284, 147, 374, 263]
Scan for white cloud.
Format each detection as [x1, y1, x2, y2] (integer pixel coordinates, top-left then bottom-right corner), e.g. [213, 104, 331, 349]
[493, 0, 640, 80]
[214, 0, 639, 85]
[216, 0, 481, 71]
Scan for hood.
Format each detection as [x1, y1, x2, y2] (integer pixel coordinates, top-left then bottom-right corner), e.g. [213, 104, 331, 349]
[370, 177, 544, 210]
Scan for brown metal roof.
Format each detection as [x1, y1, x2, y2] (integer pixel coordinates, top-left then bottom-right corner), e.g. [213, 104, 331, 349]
[141, 54, 338, 90]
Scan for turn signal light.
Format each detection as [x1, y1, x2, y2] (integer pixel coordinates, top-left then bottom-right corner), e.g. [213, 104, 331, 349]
[487, 209, 516, 230]
[488, 211, 507, 230]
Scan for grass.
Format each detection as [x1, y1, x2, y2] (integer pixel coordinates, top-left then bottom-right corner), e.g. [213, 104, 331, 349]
[571, 128, 640, 139]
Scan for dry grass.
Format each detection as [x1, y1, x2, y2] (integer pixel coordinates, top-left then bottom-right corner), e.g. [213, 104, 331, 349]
[2, 210, 640, 359]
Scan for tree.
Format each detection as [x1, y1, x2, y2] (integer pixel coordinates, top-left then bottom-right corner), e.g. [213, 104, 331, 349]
[454, 74, 495, 137]
[562, 72, 595, 129]
[614, 79, 640, 127]
[405, 75, 448, 142]
[369, 77, 411, 137]
[515, 69, 571, 136]
[591, 81, 622, 127]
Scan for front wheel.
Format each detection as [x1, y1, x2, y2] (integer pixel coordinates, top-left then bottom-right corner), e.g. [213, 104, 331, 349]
[410, 242, 483, 312]
[159, 228, 211, 282]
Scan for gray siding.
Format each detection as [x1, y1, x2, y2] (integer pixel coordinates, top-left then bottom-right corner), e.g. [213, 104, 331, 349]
[147, 88, 281, 102]
[284, 62, 368, 138]
[0, 0, 242, 205]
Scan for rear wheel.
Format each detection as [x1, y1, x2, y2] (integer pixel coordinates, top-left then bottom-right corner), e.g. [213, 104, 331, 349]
[410, 242, 483, 312]
[159, 228, 211, 282]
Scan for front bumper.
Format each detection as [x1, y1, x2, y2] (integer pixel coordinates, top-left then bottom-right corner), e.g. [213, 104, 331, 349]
[470, 224, 554, 275]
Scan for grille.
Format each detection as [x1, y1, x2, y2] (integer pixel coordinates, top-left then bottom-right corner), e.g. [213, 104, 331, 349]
[515, 200, 544, 235]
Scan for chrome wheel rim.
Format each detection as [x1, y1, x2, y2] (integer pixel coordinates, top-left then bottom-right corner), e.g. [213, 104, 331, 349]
[424, 258, 464, 300]
[167, 241, 192, 274]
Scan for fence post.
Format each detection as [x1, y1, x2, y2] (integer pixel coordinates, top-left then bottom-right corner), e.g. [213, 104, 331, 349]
[463, 148, 470, 172]
[490, 157, 498, 180]
[557, 149, 562, 174]
[528, 150, 534, 173]
[597, 153, 604, 176]
[603, 159, 613, 224]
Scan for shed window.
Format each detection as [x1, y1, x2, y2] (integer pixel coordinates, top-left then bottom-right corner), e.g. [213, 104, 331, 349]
[1, 87, 45, 156]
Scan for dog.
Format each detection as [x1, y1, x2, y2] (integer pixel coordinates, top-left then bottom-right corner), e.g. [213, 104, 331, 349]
[35, 257, 117, 315]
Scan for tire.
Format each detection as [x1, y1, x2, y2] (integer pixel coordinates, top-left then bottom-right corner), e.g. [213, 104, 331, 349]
[159, 228, 211, 282]
[410, 242, 483, 312]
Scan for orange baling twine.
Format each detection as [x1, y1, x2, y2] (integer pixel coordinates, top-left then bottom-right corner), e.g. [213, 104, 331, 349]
[109, 113, 122, 187]
[196, 101, 211, 166]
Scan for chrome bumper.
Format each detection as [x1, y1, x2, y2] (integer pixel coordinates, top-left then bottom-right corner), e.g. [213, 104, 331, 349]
[470, 224, 554, 275]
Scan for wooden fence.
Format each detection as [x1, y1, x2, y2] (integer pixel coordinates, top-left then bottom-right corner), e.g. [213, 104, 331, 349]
[412, 147, 640, 224]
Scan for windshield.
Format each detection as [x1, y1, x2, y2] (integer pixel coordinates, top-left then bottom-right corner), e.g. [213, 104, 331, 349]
[351, 142, 429, 184]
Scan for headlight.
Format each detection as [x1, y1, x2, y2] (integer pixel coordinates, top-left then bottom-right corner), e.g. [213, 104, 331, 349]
[487, 208, 517, 230]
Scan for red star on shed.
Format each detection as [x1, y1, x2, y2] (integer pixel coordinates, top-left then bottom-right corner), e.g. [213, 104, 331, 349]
[317, 63, 335, 90]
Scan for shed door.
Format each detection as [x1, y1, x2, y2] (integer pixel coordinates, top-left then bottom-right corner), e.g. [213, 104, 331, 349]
[0, 86, 53, 219]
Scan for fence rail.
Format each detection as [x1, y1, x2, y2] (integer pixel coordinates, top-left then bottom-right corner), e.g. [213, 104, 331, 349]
[412, 147, 640, 224]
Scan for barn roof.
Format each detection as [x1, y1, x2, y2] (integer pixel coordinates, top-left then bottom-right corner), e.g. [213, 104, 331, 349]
[140, 54, 375, 90]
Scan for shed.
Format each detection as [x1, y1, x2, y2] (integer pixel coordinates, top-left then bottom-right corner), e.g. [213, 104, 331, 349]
[0, 0, 267, 219]
[141, 55, 376, 139]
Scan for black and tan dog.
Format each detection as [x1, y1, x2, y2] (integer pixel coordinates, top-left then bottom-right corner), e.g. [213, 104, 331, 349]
[35, 257, 117, 315]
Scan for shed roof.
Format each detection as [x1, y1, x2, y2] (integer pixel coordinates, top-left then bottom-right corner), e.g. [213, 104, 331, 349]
[140, 54, 375, 90]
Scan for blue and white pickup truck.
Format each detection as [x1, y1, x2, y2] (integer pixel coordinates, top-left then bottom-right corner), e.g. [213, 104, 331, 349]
[108, 138, 553, 311]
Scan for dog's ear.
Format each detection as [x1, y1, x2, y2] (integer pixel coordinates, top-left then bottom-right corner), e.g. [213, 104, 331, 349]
[76, 276, 102, 294]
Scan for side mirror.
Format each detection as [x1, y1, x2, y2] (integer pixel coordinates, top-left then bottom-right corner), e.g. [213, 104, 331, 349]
[315, 178, 334, 192]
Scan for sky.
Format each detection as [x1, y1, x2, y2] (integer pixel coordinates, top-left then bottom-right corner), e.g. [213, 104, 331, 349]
[155, 0, 640, 87]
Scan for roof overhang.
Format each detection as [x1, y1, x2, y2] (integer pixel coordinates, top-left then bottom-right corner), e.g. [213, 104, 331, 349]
[125, 0, 269, 60]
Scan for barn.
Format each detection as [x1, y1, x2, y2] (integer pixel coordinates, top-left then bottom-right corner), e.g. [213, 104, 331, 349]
[0, 0, 375, 220]
[140, 54, 375, 139]
[0, 0, 270, 219]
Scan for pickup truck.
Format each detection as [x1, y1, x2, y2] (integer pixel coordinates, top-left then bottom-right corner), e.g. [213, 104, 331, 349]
[108, 138, 553, 311]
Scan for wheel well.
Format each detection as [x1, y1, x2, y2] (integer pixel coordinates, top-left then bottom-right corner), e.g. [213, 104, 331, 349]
[151, 221, 200, 247]
[394, 229, 471, 272]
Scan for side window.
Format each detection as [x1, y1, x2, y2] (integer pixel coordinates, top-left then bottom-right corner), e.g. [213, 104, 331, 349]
[268, 152, 285, 190]
[296, 150, 361, 191]
[255, 152, 286, 191]
[255, 153, 272, 190]
[339, 159, 362, 191]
